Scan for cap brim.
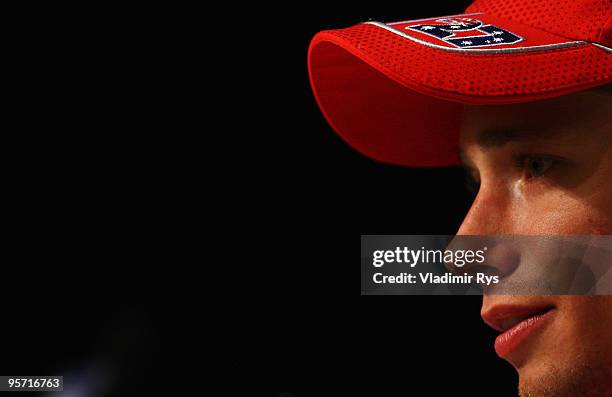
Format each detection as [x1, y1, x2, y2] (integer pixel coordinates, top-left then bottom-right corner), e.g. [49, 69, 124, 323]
[308, 12, 612, 167]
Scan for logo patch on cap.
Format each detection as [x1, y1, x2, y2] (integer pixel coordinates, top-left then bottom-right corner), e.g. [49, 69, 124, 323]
[406, 17, 523, 48]
[363, 13, 589, 54]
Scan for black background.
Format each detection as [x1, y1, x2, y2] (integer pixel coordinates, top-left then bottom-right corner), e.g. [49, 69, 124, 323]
[1, 1, 519, 396]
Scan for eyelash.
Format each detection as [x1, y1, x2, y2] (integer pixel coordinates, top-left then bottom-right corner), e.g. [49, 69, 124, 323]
[464, 154, 560, 195]
[515, 154, 560, 179]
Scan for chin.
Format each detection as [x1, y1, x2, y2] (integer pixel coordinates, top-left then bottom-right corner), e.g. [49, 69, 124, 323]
[518, 369, 576, 397]
[516, 356, 612, 397]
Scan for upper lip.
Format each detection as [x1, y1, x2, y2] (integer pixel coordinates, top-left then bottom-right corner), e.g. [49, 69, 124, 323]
[481, 304, 555, 332]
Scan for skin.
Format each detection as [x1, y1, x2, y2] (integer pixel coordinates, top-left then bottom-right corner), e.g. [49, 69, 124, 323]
[457, 88, 612, 397]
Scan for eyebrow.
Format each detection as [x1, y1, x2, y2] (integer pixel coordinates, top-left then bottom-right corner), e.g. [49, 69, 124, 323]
[475, 127, 566, 148]
[460, 128, 562, 167]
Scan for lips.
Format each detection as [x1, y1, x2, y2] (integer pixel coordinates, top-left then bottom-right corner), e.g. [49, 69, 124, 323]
[482, 304, 555, 358]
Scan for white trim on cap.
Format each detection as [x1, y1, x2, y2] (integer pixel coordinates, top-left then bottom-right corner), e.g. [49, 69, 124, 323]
[363, 21, 586, 54]
[387, 12, 484, 26]
[592, 43, 612, 52]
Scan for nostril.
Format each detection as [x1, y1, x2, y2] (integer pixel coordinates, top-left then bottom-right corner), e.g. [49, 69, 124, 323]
[444, 237, 520, 281]
[465, 264, 501, 278]
[483, 247, 520, 279]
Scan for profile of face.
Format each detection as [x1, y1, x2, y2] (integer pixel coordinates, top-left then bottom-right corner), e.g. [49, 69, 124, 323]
[458, 87, 612, 397]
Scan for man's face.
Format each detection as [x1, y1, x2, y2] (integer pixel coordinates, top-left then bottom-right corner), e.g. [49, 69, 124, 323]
[458, 89, 612, 397]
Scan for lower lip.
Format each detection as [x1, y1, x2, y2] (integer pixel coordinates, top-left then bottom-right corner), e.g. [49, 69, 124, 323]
[494, 309, 555, 358]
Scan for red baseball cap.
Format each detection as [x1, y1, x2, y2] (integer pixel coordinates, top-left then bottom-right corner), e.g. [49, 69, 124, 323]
[308, 0, 612, 167]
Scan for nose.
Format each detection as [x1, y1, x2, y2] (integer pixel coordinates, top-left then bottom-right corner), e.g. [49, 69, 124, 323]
[445, 235, 520, 283]
[454, 185, 520, 288]
[464, 240, 520, 284]
[457, 183, 508, 235]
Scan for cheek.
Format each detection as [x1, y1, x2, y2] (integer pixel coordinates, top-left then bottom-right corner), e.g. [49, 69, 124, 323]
[556, 297, 612, 353]
[510, 189, 612, 234]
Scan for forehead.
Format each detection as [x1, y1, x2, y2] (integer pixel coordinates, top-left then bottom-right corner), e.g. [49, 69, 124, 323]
[459, 90, 612, 145]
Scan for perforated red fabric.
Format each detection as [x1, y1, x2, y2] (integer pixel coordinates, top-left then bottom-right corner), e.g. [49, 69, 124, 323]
[467, 0, 611, 46]
[323, 22, 611, 100]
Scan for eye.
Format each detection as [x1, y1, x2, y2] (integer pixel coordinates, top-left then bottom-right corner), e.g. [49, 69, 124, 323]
[523, 155, 556, 178]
